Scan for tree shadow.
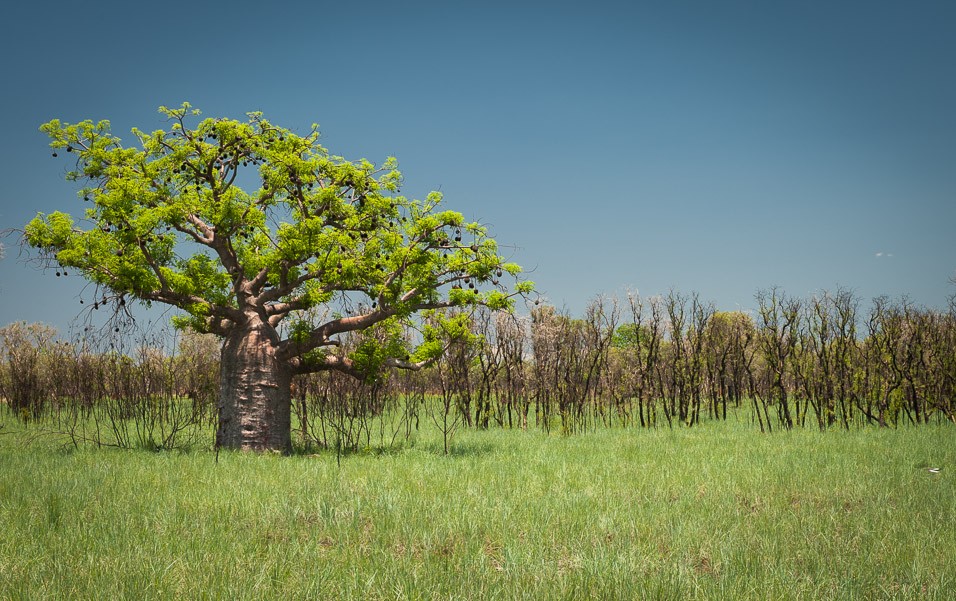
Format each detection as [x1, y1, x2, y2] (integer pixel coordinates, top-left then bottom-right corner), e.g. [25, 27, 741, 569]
[417, 441, 497, 457]
[290, 439, 497, 459]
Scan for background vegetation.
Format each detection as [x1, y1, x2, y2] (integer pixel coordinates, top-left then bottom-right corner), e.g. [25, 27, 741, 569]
[1, 287, 953, 453]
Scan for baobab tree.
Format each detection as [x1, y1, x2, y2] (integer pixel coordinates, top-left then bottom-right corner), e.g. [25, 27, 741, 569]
[25, 103, 531, 452]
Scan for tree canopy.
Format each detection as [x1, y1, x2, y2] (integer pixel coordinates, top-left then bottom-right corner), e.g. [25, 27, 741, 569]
[26, 103, 532, 378]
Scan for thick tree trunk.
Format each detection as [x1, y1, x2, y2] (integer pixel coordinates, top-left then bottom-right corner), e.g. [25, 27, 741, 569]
[216, 322, 292, 453]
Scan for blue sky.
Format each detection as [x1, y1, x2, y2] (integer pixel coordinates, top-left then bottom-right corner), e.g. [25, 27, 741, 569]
[1, 0, 954, 334]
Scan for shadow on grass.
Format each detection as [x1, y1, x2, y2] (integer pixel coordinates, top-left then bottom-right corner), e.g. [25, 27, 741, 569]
[414, 441, 497, 457]
[289, 439, 497, 460]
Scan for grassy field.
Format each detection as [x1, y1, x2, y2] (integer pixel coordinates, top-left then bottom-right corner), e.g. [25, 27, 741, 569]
[0, 414, 954, 600]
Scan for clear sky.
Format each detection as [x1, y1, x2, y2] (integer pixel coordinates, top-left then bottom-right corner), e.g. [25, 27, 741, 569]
[1, 0, 954, 334]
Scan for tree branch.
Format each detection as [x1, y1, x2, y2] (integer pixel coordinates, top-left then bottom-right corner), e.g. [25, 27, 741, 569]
[275, 298, 457, 361]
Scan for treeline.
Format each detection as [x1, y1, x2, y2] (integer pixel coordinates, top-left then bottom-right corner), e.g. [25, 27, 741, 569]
[433, 288, 956, 435]
[1, 288, 954, 450]
[0, 323, 219, 449]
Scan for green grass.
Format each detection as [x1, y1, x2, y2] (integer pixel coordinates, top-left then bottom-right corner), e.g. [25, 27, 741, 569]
[1, 414, 954, 599]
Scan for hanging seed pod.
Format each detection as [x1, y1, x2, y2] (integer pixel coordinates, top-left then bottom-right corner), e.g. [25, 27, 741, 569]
[470, 244, 479, 253]
[496, 269, 503, 278]
[52, 152, 58, 157]
[56, 272, 61, 277]
[66, 145, 73, 152]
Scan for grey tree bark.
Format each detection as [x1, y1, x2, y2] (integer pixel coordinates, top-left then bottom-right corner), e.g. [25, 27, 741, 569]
[216, 321, 292, 453]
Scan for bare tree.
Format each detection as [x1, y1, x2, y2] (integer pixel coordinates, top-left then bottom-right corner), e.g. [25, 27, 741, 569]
[755, 288, 801, 429]
[494, 311, 529, 429]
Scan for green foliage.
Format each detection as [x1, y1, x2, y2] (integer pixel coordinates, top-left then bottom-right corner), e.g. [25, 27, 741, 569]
[27, 103, 532, 373]
[349, 318, 408, 382]
[611, 322, 650, 348]
[413, 311, 480, 365]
